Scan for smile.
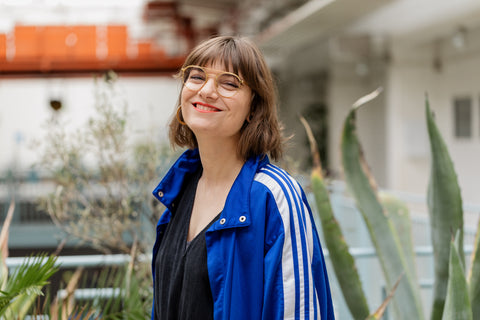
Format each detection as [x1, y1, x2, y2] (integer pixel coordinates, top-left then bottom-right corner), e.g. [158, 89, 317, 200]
[193, 102, 221, 113]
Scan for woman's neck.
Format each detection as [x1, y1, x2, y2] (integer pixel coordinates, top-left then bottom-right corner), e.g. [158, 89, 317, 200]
[197, 137, 244, 185]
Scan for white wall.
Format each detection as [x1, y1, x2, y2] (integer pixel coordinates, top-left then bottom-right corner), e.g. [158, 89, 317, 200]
[386, 62, 437, 196]
[0, 75, 180, 172]
[440, 55, 480, 203]
[387, 50, 480, 204]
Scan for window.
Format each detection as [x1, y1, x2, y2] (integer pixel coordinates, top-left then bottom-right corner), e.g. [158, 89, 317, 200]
[0, 202, 6, 221]
[453, 97, 472, 138]
[0, 201, 50, 224]
[18, 202, 51, 223]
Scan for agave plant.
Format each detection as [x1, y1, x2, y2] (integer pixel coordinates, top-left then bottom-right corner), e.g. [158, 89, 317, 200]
[301, 90, 480, 319]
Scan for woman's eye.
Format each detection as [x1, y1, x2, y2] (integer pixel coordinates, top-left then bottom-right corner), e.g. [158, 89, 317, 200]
[219, 77, 240, 89]
[189, 74, 205, 81]
[223, 82, 239, 88]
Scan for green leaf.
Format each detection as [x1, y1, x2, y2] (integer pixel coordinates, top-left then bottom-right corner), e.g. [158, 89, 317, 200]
[379, 193, 417, 283]
[441, 233, 472, 320]
[341, 90, 424, 320]
[312, 172, 370, 319]
[0, 253, 7, 293]
[300, 115, 370, 319]
[468, 218, 480, 319]
[59, 264, 151, 319]
[0, 254, 58, 315]
[425, 98, 464, 320]
[4, 290, 38, 319]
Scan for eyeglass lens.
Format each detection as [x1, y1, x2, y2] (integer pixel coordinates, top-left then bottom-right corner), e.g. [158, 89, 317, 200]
[183, 66, 242, 98]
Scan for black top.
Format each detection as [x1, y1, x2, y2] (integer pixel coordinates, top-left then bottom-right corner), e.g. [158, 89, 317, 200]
[154, 168, 219, 320]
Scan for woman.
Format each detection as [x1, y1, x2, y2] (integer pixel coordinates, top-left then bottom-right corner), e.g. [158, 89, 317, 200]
[152, 35, 334, 320]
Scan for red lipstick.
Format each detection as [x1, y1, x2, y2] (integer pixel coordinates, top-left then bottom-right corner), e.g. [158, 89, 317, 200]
[193, 102, 221, 113]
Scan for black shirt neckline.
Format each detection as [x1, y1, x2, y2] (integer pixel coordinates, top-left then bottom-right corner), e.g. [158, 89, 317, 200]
[154, 168, 219, 320]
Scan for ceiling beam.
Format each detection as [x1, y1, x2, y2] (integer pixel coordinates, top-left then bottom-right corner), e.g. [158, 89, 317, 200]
[254, 0, 393, 54]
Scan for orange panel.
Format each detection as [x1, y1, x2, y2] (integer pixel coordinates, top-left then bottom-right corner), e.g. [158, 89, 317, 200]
[108, 25, 127, 58]
[0, 34, 5, 60]
[14, 26, 40, 60]
[151, 44, 166, 60]
[68, 26, 96, 59]
[0, 23, 182, 75]
[43, 26, 69, 58]
[137, 41, 152, 58]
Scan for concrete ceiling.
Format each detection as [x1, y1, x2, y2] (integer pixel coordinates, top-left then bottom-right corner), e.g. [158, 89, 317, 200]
[253, 0, 394, 54]
[348, 0, 480, 45]
[240, 0, 480, 71]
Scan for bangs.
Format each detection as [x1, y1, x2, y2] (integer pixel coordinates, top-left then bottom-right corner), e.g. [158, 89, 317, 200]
[184, 37, 245, 77]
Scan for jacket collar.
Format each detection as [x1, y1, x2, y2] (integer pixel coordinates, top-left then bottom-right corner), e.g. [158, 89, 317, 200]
[152, 148, 269, 229]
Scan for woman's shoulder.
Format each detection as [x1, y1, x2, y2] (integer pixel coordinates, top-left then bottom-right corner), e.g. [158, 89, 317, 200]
[254, 162, 301, 188]
[252, 163, 304, 203]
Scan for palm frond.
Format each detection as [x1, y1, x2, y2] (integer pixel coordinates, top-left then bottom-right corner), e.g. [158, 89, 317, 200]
[0, 254, 58, 315]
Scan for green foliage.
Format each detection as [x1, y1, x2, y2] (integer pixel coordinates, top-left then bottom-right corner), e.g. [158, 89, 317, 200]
[379, 192, 418, 285]
[301, 116, 370, 319]
[469, 219, 480, 319]
[0, 199, 59, 318]
[0, 253, 58, 318]
[442, 233, 472, 320]
[53, 264, 151, 319]
[37, 72, 175, 255]
[33, 72, 175, 316]
[303, 91, 479, 319]
[425, 99, 465, 320]
[340, 91, 424, 320]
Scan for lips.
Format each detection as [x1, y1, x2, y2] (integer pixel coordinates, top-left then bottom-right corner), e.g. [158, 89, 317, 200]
[193, 102, 221, 113]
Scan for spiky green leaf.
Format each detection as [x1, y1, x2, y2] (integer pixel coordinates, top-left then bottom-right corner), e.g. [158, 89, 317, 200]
[0, 254, 58, 316]
[312, 172, 370, 319]
[379, 193, 417, 283]
[425, 98, 464, 320]
[469, 218, 480, 319]
[300, 115, 370, 319]
[341, 90, 424, 320]
[441, 233, 472, 320]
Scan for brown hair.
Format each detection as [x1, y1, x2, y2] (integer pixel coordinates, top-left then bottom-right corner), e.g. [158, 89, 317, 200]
[169, 35, 284, 161]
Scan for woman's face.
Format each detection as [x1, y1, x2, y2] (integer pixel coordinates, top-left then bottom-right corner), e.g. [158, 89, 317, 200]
[180, 61, 253, 142]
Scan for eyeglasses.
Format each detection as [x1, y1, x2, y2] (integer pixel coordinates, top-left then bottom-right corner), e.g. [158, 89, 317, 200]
[181, 65, 245, 98]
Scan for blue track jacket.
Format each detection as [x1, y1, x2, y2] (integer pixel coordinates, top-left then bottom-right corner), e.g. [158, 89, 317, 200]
[152, 149, 335, 319]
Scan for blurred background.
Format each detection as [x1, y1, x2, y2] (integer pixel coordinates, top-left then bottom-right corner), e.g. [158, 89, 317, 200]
[1, 0, 480, 318]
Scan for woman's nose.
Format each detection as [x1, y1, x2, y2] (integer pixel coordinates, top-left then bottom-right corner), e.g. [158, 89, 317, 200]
[199, 77, 218, 98]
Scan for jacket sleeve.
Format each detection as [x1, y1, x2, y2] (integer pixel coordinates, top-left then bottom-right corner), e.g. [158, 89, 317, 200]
[257, 167, 335, 320]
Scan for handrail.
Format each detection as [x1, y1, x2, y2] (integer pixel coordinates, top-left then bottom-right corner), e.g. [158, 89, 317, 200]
[6, 244, 474, 269]
[5, 253, 149, 269]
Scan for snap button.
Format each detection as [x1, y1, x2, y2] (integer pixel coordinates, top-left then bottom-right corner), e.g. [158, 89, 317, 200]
[219, 218, 226, 225]
[157, 190, 164, 198]
[239, 216, 246, 223]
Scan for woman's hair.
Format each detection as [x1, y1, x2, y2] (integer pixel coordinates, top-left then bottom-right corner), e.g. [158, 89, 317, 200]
[169, 35, 285, 161]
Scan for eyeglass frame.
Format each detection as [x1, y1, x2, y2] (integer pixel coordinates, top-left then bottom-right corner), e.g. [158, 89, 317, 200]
[180, 65, 247, 98]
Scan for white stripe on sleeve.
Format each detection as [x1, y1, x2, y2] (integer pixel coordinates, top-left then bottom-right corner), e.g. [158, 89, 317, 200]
[255, 165, 318, 319]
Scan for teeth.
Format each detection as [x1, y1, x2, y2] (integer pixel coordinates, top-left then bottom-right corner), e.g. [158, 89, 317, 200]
[195, 104, 218, 111]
